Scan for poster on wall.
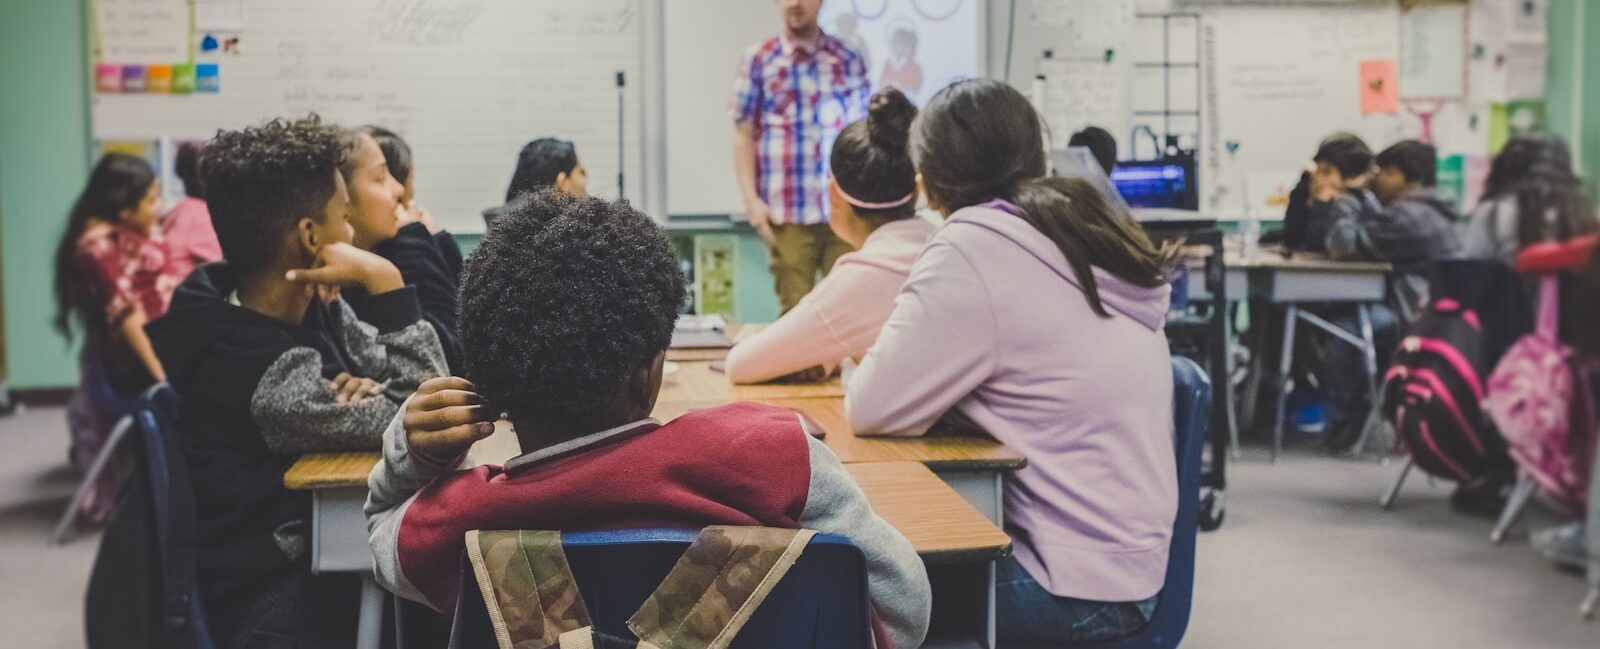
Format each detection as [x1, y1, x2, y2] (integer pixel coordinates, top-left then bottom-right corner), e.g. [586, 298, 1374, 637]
[818, 0, 982, 105]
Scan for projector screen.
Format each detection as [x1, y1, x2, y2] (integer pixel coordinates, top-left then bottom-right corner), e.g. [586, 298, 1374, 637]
[819, 0, 985, 106]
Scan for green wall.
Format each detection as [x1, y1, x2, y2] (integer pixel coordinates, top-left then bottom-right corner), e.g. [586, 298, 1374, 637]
[0, 0, 90, 389]
[0, 2, 1592, 390]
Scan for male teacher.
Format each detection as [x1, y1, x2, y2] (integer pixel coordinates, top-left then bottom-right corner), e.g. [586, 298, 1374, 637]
[731, 0, 870, 313]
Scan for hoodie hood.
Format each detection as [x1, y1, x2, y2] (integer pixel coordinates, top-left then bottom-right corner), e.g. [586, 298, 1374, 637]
[1394, 187, 1460, 222]
[944, 201, 1171, 331]
[838, 217, 937, 276]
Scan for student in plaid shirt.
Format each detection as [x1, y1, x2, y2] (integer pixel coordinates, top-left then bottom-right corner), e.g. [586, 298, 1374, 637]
[732, 0, 871, 313]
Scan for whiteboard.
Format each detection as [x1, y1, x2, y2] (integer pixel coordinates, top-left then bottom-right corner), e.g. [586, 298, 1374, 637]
[92, 0, 645, 233]
[661, 0, 986, 218]
[1200, 4, 1402, 215]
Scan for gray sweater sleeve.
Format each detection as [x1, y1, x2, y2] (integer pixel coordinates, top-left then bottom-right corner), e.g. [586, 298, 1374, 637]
[248, 295, 447, 455]
[796, 426, 931, 649]
[332, 295, 448, 401]
[365, 398, 466, 605]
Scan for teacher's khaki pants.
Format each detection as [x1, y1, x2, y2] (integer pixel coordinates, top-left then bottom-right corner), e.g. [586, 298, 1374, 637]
[769, 223, 853, 314]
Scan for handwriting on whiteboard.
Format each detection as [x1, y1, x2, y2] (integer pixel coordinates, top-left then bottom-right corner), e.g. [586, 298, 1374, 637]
[370, 0, 487, 46]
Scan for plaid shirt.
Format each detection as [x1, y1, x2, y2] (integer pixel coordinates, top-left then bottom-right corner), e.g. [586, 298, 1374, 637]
[731, 32, 870, 225]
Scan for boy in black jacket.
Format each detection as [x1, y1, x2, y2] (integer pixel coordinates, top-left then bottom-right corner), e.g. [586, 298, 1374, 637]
[146, 116, 446, 647]
[1283, 133, 1381, 252]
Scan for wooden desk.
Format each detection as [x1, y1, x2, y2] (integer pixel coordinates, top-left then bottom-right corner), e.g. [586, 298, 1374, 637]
[285, 454, 1011, 648]
[653, 397, 1024, 524]
[656, 360, 845, 403]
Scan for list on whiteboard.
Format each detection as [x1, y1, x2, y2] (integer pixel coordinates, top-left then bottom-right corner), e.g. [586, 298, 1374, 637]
[1026, 0, 1135, 60]
[1398, 4, 1465, 99]
[1038, 57, 1130, 153]
[94, 0, 190, 65]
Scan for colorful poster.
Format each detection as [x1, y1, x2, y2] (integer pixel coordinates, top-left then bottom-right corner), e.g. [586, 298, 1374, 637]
[1360, 59, 1400, 115]
[1488, 100, 1545, 153]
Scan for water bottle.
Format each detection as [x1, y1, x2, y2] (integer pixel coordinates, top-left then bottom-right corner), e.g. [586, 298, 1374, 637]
[1240, 208, 1262, 264]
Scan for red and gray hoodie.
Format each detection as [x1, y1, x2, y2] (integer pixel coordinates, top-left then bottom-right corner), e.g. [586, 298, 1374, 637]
[364, 401, 931, 649]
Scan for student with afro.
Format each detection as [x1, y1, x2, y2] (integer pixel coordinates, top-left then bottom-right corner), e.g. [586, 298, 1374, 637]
[365, 189, 932, 649]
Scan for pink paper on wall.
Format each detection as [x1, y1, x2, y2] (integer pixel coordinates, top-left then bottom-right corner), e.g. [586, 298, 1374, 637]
[1360, 59, 1400, 115]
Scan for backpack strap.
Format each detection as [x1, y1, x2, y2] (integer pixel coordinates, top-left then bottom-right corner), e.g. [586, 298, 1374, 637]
[1536, 274, 1560, 338]
[626, 526, 817, 649]
[465, 530, 592, 649]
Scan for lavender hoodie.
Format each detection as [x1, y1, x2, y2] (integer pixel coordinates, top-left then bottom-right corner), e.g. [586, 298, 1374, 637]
[847, 202, 1177, 602]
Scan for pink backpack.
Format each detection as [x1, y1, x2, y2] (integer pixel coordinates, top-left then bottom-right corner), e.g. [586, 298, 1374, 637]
[1483, 276, 1597, 516]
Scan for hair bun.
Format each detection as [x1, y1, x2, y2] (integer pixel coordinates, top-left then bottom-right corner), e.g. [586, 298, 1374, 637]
[866, 88, 918, 150]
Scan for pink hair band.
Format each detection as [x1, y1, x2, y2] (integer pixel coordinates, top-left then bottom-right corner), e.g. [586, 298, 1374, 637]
[831, 176, 915, 210]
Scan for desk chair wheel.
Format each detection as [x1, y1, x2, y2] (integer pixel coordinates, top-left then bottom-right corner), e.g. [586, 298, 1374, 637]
[1199, 487, 1225, 531]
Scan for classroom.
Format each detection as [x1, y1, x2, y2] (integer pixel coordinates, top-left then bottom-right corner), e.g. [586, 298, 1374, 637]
[1, 0, 1598, 647]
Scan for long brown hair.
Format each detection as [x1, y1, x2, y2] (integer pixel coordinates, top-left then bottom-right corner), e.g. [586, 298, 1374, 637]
[52, 153, 157, 341]
[911, 78, 1174, 316]
[1483, 134, 1599, 249]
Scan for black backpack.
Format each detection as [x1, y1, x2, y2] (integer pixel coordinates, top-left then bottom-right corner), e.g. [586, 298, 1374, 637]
[85, 386, 214, 649]
[1381, 299, 1512, 481]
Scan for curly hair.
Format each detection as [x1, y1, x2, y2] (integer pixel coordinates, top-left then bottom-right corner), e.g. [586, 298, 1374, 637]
[201, 115, 346, 274]
[459, 189, 686, 422]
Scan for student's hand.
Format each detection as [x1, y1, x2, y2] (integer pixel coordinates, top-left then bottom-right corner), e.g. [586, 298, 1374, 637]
[744, 198, 776, 246]
[1311, 168, 1344, 203]
[330, 372, 386, 405]
[772, 364, 832, 384]
[286, 242, 405, 295]
[403, 377, 498, 463]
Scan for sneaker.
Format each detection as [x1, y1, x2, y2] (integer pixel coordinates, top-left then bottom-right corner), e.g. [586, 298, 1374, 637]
[1532, 523, 1589, 573]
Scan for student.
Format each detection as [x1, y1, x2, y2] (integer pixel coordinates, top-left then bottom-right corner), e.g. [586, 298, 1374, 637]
[342, 126, 465, 371]
[164, 141, 223, 281]
[725, 88, 933, 384]
[1318, 140, 1461, 446]
[481, 137, 588, 224]
[1327, 139, 1462, 302]
[846, 79, 1176, 643]
[1464, 134, 1599, 264]
[1282, 133, 1379, 252]
[145, 116, 446, 647]
[1068, 126, 1118, 177]
[365, 190, 931, 649]
[54, 153, 176, 522]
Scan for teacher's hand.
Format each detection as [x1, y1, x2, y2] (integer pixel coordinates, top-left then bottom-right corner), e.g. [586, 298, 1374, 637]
[744, 198, 776, 246]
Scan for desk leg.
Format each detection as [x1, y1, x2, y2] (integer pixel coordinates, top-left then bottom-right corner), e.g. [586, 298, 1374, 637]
[986, 561, 997, 649]
[1350, 304, 1382, 457]
[1224, 307, 1242, 460]
[357, 576, 385, 649]
[1272, 306, 1299, 462]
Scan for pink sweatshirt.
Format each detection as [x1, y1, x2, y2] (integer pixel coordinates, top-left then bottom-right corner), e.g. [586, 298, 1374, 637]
[847, 202, 1177, 602]
[726, 218, 934, 384]
[162, 197, 223, 281]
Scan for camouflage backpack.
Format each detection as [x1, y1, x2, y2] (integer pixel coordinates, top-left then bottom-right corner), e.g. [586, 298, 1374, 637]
[462, 526, 817, 649]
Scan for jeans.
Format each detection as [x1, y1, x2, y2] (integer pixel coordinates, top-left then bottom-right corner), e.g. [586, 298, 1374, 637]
[995, 557, 1158, 643]
[225, 570, 359, 649]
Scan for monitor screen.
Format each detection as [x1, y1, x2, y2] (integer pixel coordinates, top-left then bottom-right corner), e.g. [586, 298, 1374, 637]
[1113, 163, 1191, 210]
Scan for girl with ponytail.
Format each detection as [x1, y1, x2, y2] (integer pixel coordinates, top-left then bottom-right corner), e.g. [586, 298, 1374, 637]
[726, 88, 935, 384]
[847, 79, 1178, 642]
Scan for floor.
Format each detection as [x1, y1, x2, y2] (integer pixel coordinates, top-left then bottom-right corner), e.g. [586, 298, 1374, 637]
[2, 405, 1596, 648]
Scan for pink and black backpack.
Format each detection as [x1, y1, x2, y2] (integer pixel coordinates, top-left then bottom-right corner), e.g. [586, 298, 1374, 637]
[1483, 276, 1598, 515]
[1382, 298, 1511, 481]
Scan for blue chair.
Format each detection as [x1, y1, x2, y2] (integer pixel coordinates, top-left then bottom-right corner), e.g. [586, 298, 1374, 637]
[453, 529, 872, 648]
[86, 384, 216, 649]
[1000, 355, 1210, 649]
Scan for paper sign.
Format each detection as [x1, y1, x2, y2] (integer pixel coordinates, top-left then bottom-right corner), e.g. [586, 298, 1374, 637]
[95, 64, 123, 93]
[196, 63, 221, 93]
[172, 63, 196, 94]
[1399, 5, 1466, 99]
[94, 0, 189, 65]
[121, 65, 147, 93]
[145, 65, 172, 93]
[1360, 59, 1400, 115]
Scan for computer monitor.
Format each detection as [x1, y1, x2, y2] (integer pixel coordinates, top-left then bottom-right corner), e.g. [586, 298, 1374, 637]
[1113, 161, 1196, 210]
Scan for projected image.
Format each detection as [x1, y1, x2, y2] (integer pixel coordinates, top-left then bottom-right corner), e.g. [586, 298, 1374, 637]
[821, 0, 980, 105]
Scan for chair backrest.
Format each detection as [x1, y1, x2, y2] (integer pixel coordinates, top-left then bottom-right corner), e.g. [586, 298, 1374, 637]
[453, 529, 872, 649]
[133, 384, 216, 649]
[1061, 356, 1209, 649]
